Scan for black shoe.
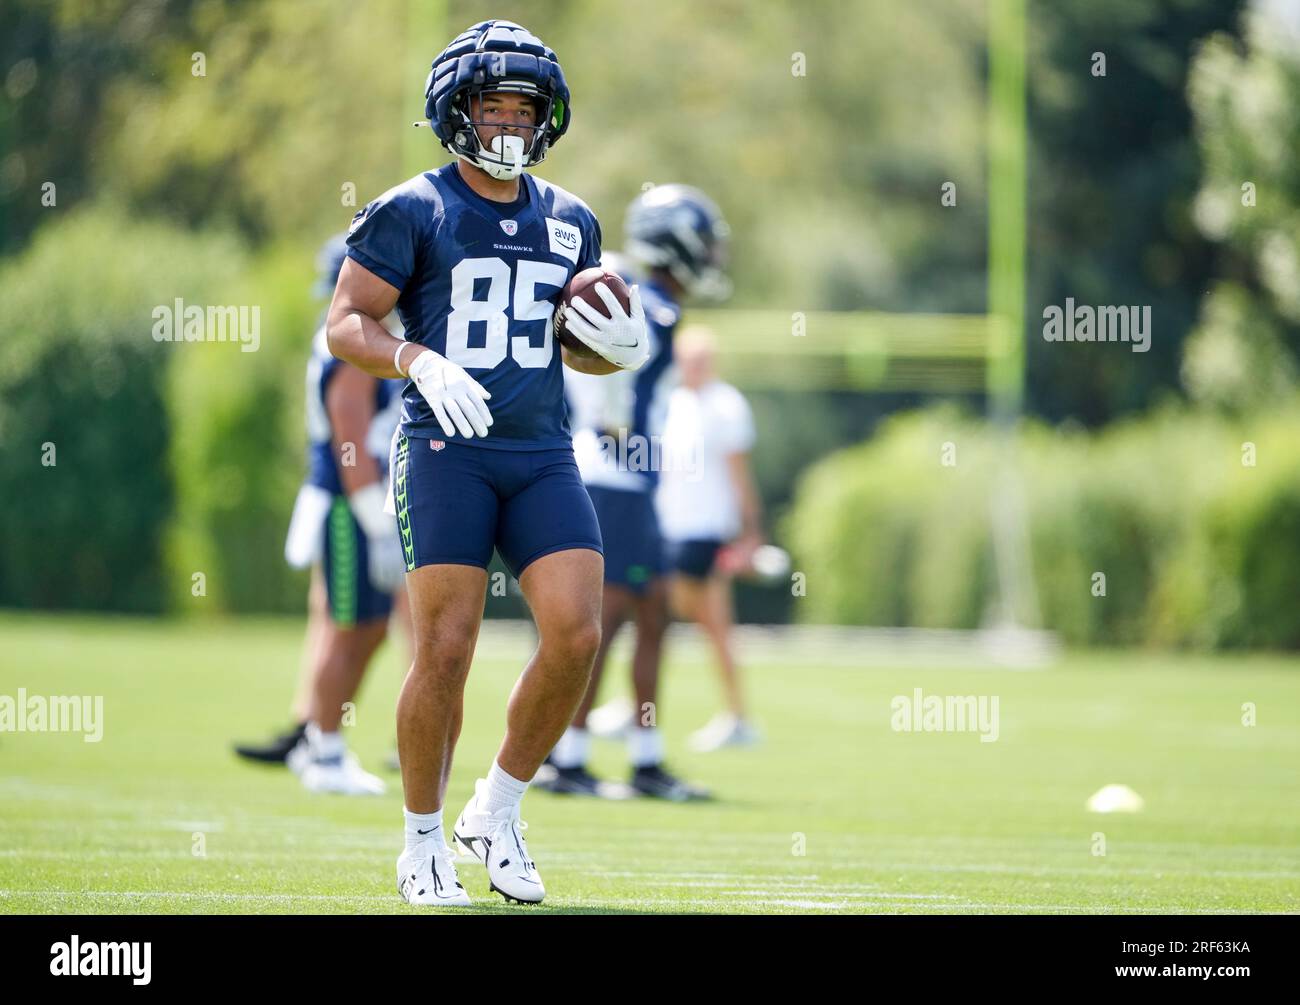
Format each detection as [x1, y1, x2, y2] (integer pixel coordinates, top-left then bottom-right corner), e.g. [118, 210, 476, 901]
[631, 763, 712, 802]
[233, 722, 307, 765]
[534, 762, 609, 797]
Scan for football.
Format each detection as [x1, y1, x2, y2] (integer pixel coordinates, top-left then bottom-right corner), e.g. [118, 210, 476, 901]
[553, 266, 632, 357]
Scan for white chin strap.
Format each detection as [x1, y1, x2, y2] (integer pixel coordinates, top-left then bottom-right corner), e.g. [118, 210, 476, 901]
[474, 134, 526, 181]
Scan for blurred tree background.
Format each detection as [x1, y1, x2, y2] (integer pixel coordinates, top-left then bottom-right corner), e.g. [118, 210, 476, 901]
[1183, 0, 1300, 412]
[4, 0, 1299, 643]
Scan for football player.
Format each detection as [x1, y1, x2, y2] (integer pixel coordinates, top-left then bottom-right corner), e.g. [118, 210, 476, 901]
[326, 20, 648, 906]
[544, 186, 731, 800]
[234, 235, 410, 795]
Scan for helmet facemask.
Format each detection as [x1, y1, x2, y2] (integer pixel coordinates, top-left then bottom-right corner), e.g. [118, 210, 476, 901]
[628, 210, 733, 302]
[682, 222, 732, 302]
[449, 81, 556, 181]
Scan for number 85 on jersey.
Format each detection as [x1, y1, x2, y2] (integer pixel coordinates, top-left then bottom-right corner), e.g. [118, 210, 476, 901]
[445, 256, 569, 370]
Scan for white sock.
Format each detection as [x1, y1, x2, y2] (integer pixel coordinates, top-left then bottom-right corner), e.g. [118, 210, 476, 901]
[482, 761, 528, 816]
[404, 808, 443, 851]
[551, 727, 590, 769]
[306, 722, 344, 760]
[628, 726, 664, 768]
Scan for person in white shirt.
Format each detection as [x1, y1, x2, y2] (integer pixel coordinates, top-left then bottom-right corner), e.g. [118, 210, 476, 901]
[656, 326, 764, 751]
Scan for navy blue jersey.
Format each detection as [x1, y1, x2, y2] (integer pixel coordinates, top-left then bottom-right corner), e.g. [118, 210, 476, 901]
[305, 326, 404, 494]
[346, 162, 602, 449]
[628, 279, 680, 449]
[565, 277, 679, 491]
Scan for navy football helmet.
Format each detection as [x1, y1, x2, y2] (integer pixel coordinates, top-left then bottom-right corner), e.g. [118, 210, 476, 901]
[424, 20, 570, 180]
[313, 233, 348, 298]
[624, 185, 731, 301]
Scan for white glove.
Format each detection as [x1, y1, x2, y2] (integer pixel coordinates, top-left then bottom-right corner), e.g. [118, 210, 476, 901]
[366, 530, 406, 592]
[563, 283, 650, 371]
[407, 349, 493, 438]
[349, 483, 406, 591]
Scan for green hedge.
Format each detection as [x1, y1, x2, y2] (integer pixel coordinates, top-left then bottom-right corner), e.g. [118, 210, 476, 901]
[0, 206, 244, 612]
[784, 405, 1300, 648]
[163, 243, 315, 614]
[0, 207, 322, 615]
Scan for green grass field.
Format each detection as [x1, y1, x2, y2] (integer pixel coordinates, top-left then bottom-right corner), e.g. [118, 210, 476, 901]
[1, 612, 1298, 914]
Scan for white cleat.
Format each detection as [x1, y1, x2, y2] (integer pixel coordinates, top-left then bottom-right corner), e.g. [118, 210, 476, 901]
[687, 712, 763, 753]
[288, 735, 386, 795]
[299, 749, 387, 796]
[453, 779, 545, 904]
[587, 696, 635, 740]
[397, 837, 471, 907]
[286, 737, 311, 776]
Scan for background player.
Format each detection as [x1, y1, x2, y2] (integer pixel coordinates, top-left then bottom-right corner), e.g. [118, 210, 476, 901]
[543, 186, 731, 800]
[326, 20, 649, 906]
[234, 236, 409, 794]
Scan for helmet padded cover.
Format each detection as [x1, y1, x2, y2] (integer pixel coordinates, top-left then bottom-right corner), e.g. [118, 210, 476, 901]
[424, 20, 571, 155]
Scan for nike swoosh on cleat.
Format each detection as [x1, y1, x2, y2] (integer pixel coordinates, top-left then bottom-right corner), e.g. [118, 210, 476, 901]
[455, 833, 484, 863]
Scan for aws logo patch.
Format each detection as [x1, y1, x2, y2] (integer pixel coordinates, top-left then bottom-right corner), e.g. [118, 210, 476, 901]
[546, 217, 581, 264]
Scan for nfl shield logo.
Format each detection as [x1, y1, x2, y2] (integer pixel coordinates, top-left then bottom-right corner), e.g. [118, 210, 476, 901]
[500, 220, 518, 236]
[430, 440, 445, 451]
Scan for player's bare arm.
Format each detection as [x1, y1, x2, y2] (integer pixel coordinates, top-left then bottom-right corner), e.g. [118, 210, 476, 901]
[329, 257, 493, 440]
[326, 260, 404, 379]
[726, 449, 764, 554]
[325, 365, 383, 495]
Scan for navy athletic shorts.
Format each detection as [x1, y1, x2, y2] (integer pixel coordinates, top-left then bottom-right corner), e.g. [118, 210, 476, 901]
[586, 485, 664, 594]
[321, 495, 394, 626]
[393, 435, 603, 578]
[664, 537, 725, 580]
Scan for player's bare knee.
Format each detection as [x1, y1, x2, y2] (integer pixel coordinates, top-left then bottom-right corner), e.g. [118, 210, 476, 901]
[572, 620, 603, 667]
[412, 635, 474, 686]
[542, 617, 601, 670]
